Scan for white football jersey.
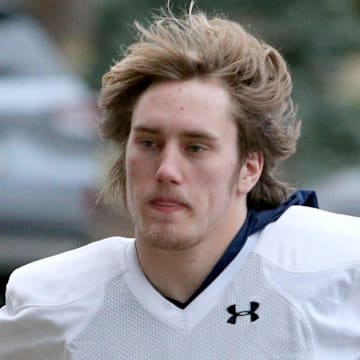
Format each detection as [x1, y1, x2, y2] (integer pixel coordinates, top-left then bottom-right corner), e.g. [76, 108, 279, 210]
[0, 206, 359, 359]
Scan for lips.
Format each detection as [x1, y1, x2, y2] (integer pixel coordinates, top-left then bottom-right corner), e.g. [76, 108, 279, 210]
[150, 197, 188, 211]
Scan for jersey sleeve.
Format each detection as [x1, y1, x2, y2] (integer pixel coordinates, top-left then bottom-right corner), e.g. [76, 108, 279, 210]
[0, 268, 106, 360]
[0, 279, 67, 360]
[256, 206, 360, 359]
[264, 261, 360, 359]
[0, 237, 129, 359]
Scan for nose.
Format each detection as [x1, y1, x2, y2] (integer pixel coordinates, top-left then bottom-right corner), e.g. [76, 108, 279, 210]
[154, 146, 183, 184]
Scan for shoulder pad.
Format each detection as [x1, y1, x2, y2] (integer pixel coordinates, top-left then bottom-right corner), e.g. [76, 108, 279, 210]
[255, 206, 360, 271]
[7, 237, 133, 310]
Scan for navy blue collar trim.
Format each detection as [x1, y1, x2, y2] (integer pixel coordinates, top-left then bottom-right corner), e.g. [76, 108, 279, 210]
[167, 190, 319, 309]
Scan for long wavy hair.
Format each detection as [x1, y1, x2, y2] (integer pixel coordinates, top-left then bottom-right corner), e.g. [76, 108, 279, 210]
[98, 5, 300, 210]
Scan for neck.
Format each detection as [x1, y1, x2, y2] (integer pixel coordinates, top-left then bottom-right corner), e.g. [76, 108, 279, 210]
[135, 208, 247, 304]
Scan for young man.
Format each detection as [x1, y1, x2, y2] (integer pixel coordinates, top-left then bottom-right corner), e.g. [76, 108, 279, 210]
[0, 7, 359, 360]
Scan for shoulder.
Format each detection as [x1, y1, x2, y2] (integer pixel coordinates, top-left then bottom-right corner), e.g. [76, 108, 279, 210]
[254, 205, 360, 271]
[6, 236, 134, 310]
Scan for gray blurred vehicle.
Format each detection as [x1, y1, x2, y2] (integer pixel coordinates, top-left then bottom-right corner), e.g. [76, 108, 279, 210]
[0, 116, 98, 237]
[0, 11, 101, 298]
[315, 167, 360, 217]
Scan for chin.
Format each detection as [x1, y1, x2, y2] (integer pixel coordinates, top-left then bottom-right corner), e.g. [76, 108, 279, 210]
[137, 224, 201, 251]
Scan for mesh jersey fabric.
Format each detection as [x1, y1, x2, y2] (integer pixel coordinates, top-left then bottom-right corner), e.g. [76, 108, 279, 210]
[68, 254, 313, 360]
[0, 206, 360, 359]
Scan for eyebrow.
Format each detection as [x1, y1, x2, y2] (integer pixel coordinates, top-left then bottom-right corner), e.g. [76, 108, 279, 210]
[132, 125, 219, 142]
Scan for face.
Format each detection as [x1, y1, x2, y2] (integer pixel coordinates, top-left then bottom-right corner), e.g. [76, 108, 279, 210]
[126, 78, 261, 251]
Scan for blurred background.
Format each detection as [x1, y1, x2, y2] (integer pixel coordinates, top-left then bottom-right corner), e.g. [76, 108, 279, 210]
[0, 0, 359, 305]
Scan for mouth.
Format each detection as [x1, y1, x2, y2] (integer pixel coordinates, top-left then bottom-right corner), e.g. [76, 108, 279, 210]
[149, 197, 188, 212]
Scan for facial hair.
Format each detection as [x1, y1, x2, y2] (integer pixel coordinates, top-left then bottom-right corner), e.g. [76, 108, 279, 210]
[128, 165, 241, 252]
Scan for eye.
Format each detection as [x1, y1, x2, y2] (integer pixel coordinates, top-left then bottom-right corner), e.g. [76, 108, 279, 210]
[140, 139, 157, 148]
[187, 144, 206, 153]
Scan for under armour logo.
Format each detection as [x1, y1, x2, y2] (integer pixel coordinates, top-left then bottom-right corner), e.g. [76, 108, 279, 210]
[226, 302, 260, 324]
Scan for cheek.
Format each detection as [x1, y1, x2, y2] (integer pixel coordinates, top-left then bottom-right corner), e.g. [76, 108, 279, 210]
[198, 159, 237, 185]
[194, 166, 228, 196]
[126, 154, 154, 189]
[126, 148, 145, 176]
[195, 162, 238, 199]
[125, 157, 143, 211]
[126, 157, 139, 179]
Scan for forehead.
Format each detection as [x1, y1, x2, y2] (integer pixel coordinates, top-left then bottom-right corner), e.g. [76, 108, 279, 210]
[131, 78, 235, 135]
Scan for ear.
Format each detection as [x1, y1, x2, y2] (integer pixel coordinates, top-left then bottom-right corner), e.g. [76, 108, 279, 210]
[236, 152, 264, 195]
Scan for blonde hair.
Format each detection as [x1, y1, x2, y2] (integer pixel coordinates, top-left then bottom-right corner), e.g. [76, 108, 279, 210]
[98, 6, 300, 210]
